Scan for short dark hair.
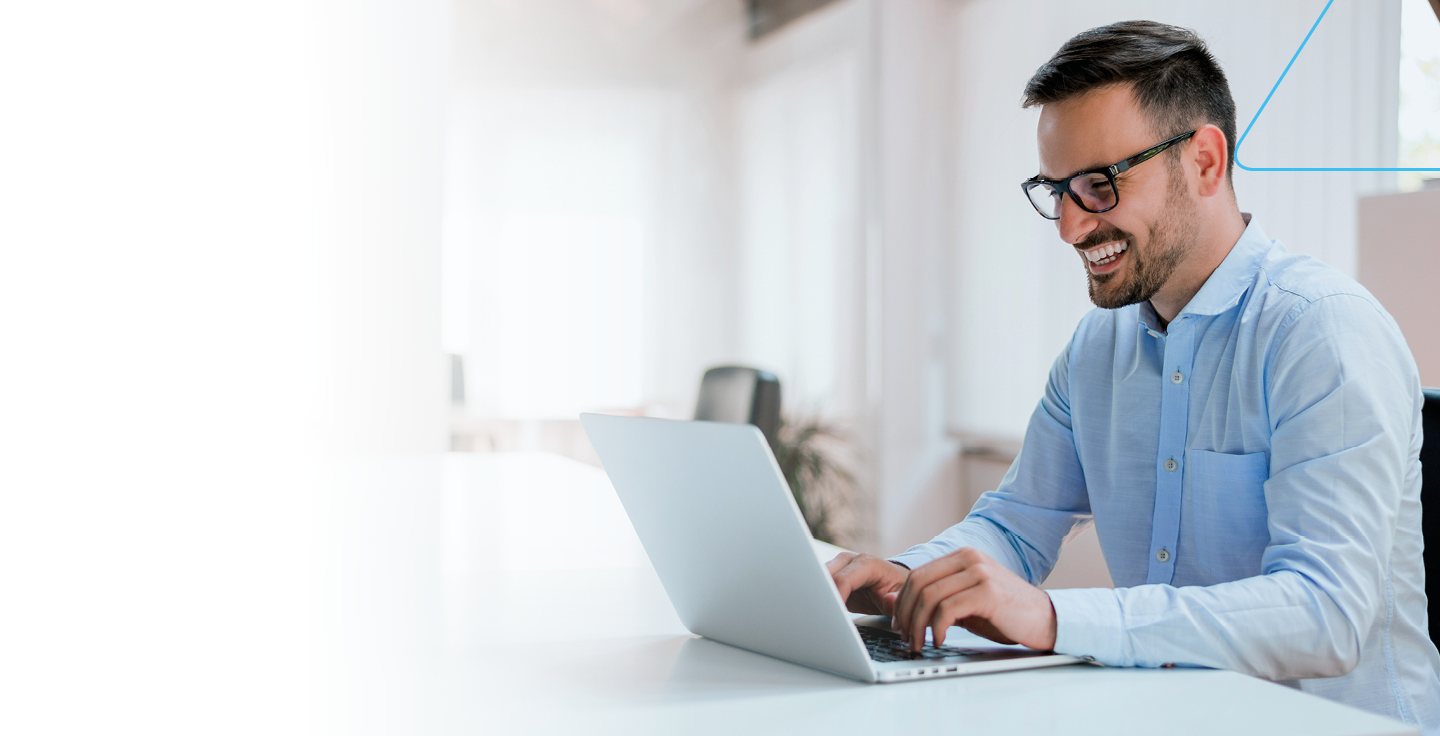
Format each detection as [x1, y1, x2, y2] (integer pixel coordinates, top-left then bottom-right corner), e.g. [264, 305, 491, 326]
[1023, 21, 1237, 182]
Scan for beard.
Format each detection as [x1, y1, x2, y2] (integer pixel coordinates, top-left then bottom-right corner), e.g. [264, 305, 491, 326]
[1082, 165, 1199, 310]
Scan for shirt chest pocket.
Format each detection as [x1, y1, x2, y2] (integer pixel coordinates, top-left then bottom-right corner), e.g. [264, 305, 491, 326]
[1188, 449, 1270, 581]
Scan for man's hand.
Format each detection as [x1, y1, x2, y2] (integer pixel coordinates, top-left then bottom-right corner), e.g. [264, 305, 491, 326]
[892, 547, 1057, 652]
[825, 552, 909, 616]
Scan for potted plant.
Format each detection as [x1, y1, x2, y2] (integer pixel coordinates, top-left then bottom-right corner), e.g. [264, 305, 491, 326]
[772, 412, 858, 545]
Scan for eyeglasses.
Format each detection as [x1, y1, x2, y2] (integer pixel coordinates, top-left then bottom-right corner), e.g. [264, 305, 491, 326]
[1020, 130, 1195, 220]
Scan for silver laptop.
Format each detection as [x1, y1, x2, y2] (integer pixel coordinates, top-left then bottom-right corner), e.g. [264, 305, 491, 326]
[580, 413, 1081, 683]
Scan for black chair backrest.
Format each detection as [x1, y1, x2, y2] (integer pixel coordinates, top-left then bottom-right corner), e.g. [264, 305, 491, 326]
[694, 366, 782, 453]
[1423, 388, 1440, 646]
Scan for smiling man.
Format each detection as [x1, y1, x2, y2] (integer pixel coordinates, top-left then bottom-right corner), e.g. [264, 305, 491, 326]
[827, 21, 1440, 731]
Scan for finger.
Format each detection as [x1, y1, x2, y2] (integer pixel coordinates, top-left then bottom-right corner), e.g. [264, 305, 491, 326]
[896, 572, 924, 643]
[880, 591, 899, 619]
[824, 552, 856, 576]
[830, 556, 867, 603]
[832, 569, 854, 604]
[894, 549, 981, 640]
[931, 588, 984, 648]
[894, 551, 979, 641]
[894, 572, 913, 641]
[826, 554, 854, 599]
[907, 569, 982, 652]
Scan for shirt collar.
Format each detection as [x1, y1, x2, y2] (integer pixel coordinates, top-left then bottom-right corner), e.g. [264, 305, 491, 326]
[1158, 213, 1271, 323]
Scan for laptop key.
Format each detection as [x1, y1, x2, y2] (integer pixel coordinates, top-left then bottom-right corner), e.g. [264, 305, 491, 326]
[859, 625, 981, 660]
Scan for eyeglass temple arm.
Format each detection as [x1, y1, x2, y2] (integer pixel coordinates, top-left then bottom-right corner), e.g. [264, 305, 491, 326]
[1111, 131, 1196, 177]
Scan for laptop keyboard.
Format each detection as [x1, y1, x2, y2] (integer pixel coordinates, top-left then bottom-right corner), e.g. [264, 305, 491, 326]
[859, 625, 982, 662]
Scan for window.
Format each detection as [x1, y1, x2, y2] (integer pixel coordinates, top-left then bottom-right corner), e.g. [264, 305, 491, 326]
[444, 89, 659, 419]
[1399, 0, 1440, 190]
[737, 55, 861, 412]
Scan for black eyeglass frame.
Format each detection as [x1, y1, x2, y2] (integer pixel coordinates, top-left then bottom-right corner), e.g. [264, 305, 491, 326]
[1020, 130, 1196, 220]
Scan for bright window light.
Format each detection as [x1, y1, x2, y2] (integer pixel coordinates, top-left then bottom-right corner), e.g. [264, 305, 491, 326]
[1399, 0, 1440, 190]
[444, 89, 658, 419]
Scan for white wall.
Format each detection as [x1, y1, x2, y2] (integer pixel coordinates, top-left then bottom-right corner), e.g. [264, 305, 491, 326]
[870, 0, 967, 553]
[445, 89, 660, 418]
[0, 2, 452, 732]
[733, 0, 869, 423]
[730, 0, 966, 553]
[447, 0, 747, 420]
[316, 0, 451, 453]
[0, 0, 451, 459]
[736, 46, 862, 415]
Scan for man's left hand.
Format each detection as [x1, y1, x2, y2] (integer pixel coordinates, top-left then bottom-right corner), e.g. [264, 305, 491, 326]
[892, 547, 1058, 652]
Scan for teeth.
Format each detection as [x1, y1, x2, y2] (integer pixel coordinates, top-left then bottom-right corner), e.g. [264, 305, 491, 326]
[1084, 241, 1127, 263]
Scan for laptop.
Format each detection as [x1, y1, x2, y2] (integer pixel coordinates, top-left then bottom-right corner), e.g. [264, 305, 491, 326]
[579, 413, 1081, 683]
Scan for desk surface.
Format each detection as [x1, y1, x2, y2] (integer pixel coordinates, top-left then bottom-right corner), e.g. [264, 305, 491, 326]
[306, 452, 1414, 736]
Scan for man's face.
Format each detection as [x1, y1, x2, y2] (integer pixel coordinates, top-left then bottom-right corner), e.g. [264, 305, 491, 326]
[1036, 85, 1198, 309]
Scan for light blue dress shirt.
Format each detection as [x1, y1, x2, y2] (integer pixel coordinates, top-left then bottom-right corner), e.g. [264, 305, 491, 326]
[893, 219, 1440, 731]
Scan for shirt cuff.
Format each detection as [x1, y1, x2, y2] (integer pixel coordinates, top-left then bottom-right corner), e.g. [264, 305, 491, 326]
[888, 549, 938, 571]
[1046, 587, 1128, 666]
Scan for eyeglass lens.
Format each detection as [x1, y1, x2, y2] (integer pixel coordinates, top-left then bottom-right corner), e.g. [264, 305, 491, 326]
[1027, 172, 1117, 219]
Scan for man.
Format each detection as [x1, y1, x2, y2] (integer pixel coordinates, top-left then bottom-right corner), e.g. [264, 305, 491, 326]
[827, 21, 1440, 731]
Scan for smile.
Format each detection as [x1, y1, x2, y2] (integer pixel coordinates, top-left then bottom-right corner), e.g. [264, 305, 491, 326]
[1083, 240, 1128, 266]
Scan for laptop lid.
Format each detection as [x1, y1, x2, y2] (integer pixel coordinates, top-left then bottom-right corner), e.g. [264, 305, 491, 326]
[579, 413, 875, 681]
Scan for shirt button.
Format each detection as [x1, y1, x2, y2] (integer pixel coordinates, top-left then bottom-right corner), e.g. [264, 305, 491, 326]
[1156, 549, 1170, 562]
[1164, 458, 1177, 472]
[1171, 371, 1183, 384]
[1147, 330, 1161, 338]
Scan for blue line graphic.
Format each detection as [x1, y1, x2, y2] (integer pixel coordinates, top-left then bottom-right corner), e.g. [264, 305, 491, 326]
[1234, 0, 1440, 172]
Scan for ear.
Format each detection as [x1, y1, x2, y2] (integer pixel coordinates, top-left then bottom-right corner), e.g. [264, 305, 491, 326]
[1190, 124, 1229, 198]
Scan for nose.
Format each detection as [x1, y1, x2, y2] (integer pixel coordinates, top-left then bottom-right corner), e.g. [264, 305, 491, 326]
[1055, 193, 1100, 247]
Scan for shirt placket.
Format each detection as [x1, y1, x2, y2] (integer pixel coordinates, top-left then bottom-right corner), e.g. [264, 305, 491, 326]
[1146, 319, 1193, 584]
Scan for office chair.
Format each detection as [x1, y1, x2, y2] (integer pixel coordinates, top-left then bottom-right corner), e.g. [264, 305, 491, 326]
[694, 366, 782, 453]
[1423, 388, 1440, 647]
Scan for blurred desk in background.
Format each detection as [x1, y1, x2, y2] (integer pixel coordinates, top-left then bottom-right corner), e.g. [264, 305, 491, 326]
[309, 452, 1414, 735]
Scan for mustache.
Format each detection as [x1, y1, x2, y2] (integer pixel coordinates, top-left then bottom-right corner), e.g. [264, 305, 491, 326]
[1075, 227, 1133, 251]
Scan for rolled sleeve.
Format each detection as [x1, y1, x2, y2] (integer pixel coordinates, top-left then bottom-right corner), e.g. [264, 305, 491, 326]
[888, 340, 1091, 583]
[889, 516, 1027, 574]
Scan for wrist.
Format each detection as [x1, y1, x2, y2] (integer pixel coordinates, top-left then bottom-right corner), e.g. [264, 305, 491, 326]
[1038, 591, 1058, 650]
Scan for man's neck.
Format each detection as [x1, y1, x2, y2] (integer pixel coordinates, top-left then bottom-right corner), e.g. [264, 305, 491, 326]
[1149, 209, 1249, 326]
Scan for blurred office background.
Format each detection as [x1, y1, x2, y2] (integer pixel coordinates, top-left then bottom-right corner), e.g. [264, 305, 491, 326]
[439, 0, 1439, 559]
[8, 0, 1435, 543]
[1, 4, 1437, 725]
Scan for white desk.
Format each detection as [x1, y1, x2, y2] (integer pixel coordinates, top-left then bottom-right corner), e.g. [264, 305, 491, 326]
[304, 452, 1415, 736]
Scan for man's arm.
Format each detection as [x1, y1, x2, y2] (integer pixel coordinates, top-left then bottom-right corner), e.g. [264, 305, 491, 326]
[828, 338, 1094, 647]
[1047, 295, 1417, 679]
[891, 339, 1093, 581]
